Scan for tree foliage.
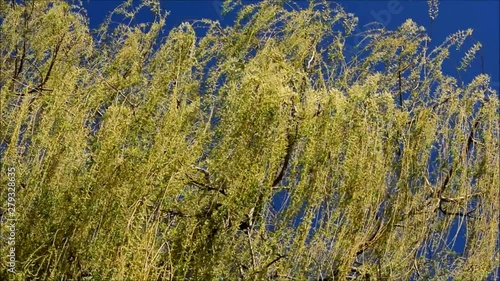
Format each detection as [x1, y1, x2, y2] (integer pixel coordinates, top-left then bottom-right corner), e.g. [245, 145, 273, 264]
[1, 0, 499, 280]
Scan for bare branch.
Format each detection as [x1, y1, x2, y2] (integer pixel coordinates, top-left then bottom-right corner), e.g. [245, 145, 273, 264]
[29, 33, 66, 94]
[247, 231, 256, 271]
[186, 173, 227, 196]
[272, 108, 298, 187]
[440, 192, 482, 203]
[438, 201, 477, 218]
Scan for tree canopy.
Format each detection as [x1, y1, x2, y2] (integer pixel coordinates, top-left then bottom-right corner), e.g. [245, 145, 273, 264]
[0, 0, 499, 280]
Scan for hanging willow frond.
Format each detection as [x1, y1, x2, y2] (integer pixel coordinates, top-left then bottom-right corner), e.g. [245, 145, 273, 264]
[459, 42, 482, 70]
[427, 0, 439, 21]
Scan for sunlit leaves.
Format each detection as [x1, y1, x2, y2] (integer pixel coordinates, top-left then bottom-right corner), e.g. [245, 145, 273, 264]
[1, 0, 498, 280]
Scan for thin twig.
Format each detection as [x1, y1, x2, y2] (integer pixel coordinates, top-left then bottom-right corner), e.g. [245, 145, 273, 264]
[440, 192, 482, 203]
[262, 254, 286, 270]
[247, 230, 256, 272]
[186, 173, 226, 196]
[192, 165, 210, 182]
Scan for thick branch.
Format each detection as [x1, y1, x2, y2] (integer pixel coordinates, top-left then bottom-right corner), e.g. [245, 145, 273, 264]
[272, 105, 298, 187]
[13, 40, 26, 81]
[272, 129, 295, 187]
[29, 33, 65, 94]
[438, 201, 477, 218]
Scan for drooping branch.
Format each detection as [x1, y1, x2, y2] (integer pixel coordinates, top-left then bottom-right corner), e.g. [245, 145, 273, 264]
[355, 215, 386, 256]
[438, 200, 477, 218]
[271, 128, 296, 187]
[398, 70, 403, 106]
[29, 33, 66, 94]
[272, 102, 298, 188]
[465, 118, 480, 158]
[13, 40, 26, 81]
[438, 117, 481, 195]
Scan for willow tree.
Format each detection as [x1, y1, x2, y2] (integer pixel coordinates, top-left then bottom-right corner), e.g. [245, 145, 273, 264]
[1, 0, 498, 280]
